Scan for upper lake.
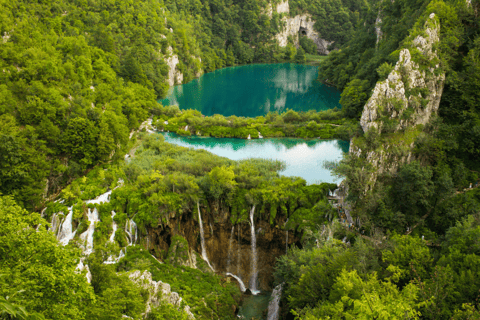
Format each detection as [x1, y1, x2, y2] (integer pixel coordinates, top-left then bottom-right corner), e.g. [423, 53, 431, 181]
[160, 63, 341, 117]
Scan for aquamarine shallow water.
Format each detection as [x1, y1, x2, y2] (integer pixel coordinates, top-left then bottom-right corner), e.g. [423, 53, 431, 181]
[161, 133, 349, 184]
[160, 63, 341, 117]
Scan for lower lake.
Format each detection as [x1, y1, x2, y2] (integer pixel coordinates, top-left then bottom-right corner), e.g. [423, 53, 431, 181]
[161, 132, 349, 184]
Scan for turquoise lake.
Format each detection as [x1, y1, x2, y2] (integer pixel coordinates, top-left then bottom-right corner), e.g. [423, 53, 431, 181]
[161, 133, 349, 184]
[160, 63, 341, 117]
[159, 63, 348, 184]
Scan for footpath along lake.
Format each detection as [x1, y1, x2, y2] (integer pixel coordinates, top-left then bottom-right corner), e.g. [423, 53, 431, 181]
[160, 63, 348, 184]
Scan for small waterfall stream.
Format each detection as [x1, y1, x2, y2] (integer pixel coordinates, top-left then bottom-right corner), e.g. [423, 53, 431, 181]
[79, 207, 100, 255]
[249, 205, 259, 294]
[80, 190, 112, 255]
[125, 218, 138, 246]
[56, 207, 77, 245]
[226, 273, 246, 292]
[109, 210, 117, 243]
[266, 284, 283, 320]
[197, 201, 215, 271]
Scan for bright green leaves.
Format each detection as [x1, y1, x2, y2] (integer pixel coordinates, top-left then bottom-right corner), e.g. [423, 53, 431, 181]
[339, 79, 370, 118]
[204, 165, 237, 201]
[330, 270, 421, 320]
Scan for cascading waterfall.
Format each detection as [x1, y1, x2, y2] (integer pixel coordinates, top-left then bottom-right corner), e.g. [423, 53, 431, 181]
[57, 207, 76, 245]
[227, 226, 235, 272]
[77, 259, 92, 283]
[249, 205, 259, 294]
[80, 190, 112, 255]
[266, 284, 283, 320]
[125, 218, 138, 246]
[104, 248, 126, 264]
[109, 211, 117, 243]
[226, 273, 246, 292]
[197, 201, 215, 271]
[79, 207, 100, 255]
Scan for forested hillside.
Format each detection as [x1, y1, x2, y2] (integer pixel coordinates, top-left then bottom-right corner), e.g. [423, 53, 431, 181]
[2, 0, 480, 318]
[0, 0, 361, 211]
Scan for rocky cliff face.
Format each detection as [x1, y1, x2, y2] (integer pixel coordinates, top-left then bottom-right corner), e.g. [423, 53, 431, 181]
[274, 0, 334, 55]
[360, 13, 444, 134]
[144, 202, 300, 292]
[352, 13, 445, 187]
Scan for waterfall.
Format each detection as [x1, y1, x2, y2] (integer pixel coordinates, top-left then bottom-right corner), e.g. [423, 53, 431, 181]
[104, 248, 126, 264]
[197, 202, 215, 271]
[79, 190, 112, 255]
[125, 219, 138, 246]
[109, 211, 117, 243]
[77, 258, 92, 283]
[249, 205, 259, 294]
[226, 273, 246, 292]
[267, 284, 283, 320]
[227, 226, 235, 272]
[57, 207, 76, 245]
[79, 207, 100, 255]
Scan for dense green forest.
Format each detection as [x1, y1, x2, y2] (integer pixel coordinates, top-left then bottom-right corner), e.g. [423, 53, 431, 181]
[2, 0, 480, 317]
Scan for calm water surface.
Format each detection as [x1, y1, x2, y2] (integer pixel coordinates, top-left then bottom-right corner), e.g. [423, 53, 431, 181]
[160, 63, 340, 117]
[161, 133, 349, 184]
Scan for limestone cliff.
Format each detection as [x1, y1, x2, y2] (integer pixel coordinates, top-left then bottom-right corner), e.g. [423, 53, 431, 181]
[273, 0, 334, 55]
[352, 13, 445, 188]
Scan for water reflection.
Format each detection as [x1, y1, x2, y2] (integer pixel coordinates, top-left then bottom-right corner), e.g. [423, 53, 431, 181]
[160, 63, 341, 117]
[161, 133, 349, 184]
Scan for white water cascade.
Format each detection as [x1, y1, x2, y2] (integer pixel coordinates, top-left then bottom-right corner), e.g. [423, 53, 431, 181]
[249, 205, 259, 294]
[80, 190, 112, 255]
[226, 226, 235, 272]
[266, 284, 283, 320]
[197, 202, 215, 271]
[56, 207, 77, 245]
[77, 258, 92, 283]
[125, 218, 138, 246]
[109, 210, 117, 243]
[104, 248, 126, 264]
[226, 273, 246, 292]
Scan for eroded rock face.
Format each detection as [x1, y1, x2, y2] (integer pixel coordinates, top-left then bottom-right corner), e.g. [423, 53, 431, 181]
[351, 13, 445, 191]
[360, 13, 444, 134]
[274, 1, 334, 55]
[129, 270, 195, 319]
[145, 203, 300, 292]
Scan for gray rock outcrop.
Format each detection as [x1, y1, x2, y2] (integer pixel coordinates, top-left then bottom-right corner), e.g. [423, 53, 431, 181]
[129, 270, 195, 319]
[350, 13, 445, 192]
[274, 0, 334, 55]
[360, 13, 444, 134]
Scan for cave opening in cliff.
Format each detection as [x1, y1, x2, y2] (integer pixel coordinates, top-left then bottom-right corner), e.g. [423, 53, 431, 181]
[299, 26, 307, 36]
